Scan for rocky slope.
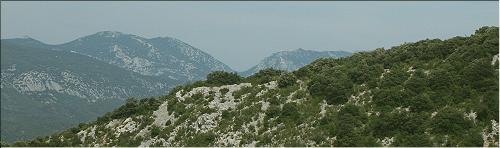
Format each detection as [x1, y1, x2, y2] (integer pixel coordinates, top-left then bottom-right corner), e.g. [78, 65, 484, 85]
[241, 48, 351, 76]
[13, 27, 498, 147]
[57, 31, 232, 81]
[0, 32, 232, 142]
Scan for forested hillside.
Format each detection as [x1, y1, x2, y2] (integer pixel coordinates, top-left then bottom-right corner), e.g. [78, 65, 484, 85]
[5, 26, 498, 147]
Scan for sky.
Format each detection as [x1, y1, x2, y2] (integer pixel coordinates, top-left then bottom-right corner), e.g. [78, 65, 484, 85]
[1, 1, 498, 71]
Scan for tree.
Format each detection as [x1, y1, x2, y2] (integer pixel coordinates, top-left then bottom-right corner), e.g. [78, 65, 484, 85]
[334, 105, 367, 147]
[279, 103, 302, 125]
[266, 105, 281, 118]
[150, 126, 161, 137]
[406, 93, 433, 112]
[111, 98, 139, 119]
[463, 58, 496, 92]
[393, 133, 432, 146]
[372, 86, 405, 108]
[379, 66, 409, 89]
[404, 69, 428, 95]
[246, 68, 285, 84]
[308, 74, 353, 105]
[185, 132, 217, 146]
[431, 108, 473, 135]
[348, 60, 371, 85]
[206, 71, 242, 86]
[277, 72, 297, 88]
[333, 104, 367, 146]
[334, 114, 362, 147]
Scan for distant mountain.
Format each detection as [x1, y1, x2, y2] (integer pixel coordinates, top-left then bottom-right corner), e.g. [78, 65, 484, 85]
[241, 48, 351, 76]
[57, 31, 232, 81]
[0, 32, 232, 142]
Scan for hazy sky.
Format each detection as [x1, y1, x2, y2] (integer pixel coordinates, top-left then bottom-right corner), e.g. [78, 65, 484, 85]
[1, 1, 498, 71]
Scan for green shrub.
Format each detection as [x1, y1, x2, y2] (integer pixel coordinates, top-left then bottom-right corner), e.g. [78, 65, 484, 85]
[150, 126, 161, 137]
[392, 133, 432, 147]
[308, 74, 353, 105]
[266, 106, 281, 118]
[431, 108, 473, 135]
[277, 73, 297, 88]
[279, 103, 302, 125]
[245, 68, 284, 84]
[185, 132, 216, 146]
[220, 88, 229, 94]
[206, 71, 242, 86]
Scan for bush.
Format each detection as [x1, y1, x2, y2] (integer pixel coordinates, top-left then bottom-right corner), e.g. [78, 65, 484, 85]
[431, 107, 473, 135]
[280, 103, 302, 125]
[150, 126, 161, 137]
[406, 93, 433, 112]
[392, 133, 432, 146]
[277, 73, 297, 88]
[220, 88, 229, 94]
[372, 87, 405, 108]
[266, 105, 281, 118]
[206, 71, 242, 86]
[245, 68, 284, 84]
[185, 132, 216, 146]
[308, 74, 353, 105]
[111, 98, 139, 119]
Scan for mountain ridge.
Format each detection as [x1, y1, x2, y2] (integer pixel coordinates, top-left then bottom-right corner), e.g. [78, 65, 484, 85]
[58, 31, 234, 81]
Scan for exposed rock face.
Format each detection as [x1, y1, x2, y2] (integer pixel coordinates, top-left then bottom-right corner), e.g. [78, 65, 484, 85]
[69, 81, 285, 147]
[59, 31, 233, 81]
[2, 69, 167, 103]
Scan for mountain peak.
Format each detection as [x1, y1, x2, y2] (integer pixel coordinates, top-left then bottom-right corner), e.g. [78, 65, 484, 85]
[94, 31, 126, 38]
[21, 35, 33, 39]
[150, 36, 183, 43]
[273, 48, 312, 57]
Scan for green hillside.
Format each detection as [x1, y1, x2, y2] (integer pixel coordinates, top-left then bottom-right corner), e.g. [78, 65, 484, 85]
[5, 26, 498, 147]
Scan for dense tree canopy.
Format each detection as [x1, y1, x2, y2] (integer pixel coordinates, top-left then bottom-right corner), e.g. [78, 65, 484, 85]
[206, 71, 242, 86]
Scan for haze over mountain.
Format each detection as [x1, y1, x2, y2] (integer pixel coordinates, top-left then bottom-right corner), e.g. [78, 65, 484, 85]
[241, 48, 351, 76]
[9, 27, 497, 147]
[2, 2, 498, 71]
[0, 32, 233, 142]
